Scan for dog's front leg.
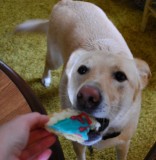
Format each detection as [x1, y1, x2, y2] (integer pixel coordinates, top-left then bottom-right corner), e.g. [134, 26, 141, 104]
[42, 40, 63, 87]
[42, 57, 52, 87]
[72, 142, 86, 160]
[115, 140, 130, 160]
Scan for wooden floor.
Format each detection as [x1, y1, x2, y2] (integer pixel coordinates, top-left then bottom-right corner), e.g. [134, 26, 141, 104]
[0, 60, 65, 160]
[0, 70, 31, 124]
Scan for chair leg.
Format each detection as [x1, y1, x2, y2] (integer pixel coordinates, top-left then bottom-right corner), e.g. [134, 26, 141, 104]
[49, 138, 65, 160]
[144, 142, 156, 160]
[141, 0, 152, 32]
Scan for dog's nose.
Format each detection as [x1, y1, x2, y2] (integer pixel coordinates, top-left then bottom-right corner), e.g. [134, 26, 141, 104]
[77, 85, 101, 109]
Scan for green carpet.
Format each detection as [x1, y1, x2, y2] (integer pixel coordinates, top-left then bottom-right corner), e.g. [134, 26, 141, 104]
[0, 0, 156, 159]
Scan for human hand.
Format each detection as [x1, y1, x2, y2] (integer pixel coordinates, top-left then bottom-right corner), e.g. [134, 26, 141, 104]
[0, 112, 56, 160]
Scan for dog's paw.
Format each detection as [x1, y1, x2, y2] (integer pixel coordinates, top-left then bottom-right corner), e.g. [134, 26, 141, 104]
[41, 77, 51, 87]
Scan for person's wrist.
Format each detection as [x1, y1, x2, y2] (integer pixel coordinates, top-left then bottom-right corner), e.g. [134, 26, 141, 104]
[0, 130, 10, 159]
[0, 124, 20, 160]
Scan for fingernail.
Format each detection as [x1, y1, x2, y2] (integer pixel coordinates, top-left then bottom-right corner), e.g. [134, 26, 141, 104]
[38, 149, 52, 160]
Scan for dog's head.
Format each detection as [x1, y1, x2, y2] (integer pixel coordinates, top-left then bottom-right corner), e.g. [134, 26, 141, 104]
[61, 49, 151, 145]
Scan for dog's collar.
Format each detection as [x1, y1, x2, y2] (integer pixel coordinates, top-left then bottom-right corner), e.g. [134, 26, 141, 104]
[102, 132, 121, 140]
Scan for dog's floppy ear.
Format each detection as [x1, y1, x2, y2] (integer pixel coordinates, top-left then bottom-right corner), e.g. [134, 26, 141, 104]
[134, 58, 151, 89]
[65, 49, 87, 76]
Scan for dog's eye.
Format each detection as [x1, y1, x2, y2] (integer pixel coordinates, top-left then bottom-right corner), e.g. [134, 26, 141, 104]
[113, 71, 127, 82]
[77, 65, 89, 75]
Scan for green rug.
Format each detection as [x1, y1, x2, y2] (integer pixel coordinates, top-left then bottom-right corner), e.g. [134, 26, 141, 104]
[0, 0, 156, 159]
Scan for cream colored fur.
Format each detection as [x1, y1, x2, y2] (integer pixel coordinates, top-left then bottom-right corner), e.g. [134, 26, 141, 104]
[15, 0, 151, 160]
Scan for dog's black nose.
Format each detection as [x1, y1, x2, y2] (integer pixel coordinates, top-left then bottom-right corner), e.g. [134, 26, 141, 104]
[77, 85, 101, 109]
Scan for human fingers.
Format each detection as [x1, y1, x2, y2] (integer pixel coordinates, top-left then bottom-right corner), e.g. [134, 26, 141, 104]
[21, 112, 49, 130]
[33, 149, 52, 160]
[27, 129, 54, 146]
[20, 134, 56, 159]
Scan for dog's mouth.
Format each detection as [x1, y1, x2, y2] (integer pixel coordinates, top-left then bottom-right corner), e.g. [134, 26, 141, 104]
[95, 118, 109, 132]
[82, 118, 109, 146]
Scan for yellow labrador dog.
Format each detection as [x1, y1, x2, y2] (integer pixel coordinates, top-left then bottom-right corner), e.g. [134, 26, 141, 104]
[16, 0, 151, 159]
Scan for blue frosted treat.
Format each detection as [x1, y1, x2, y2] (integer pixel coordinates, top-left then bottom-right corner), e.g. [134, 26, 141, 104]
[45, 109, 101, 145]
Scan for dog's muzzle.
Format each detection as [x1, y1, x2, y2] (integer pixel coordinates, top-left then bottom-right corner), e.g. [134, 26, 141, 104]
[76, 85, 111, 146]
[76, 85, 102, 110]
[76, 85, 109, 128]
